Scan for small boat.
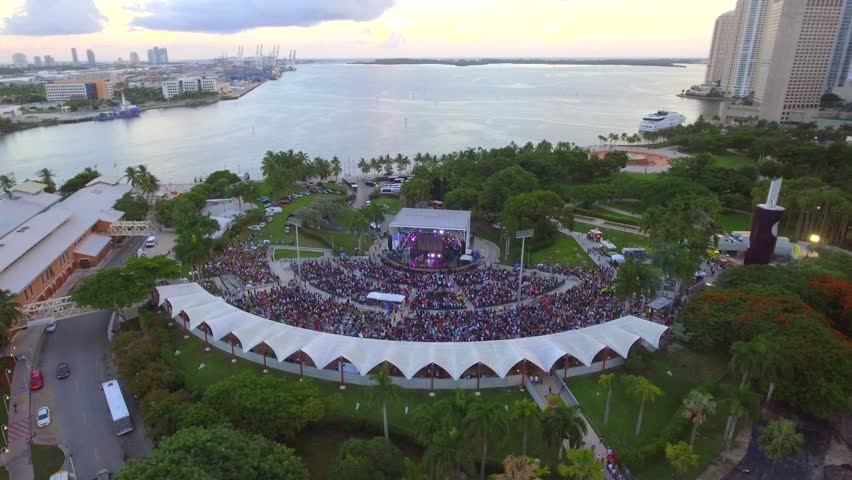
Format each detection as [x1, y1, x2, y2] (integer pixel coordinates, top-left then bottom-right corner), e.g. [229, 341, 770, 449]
[638, 110, 685, 133]
[95, 93, 141, 121]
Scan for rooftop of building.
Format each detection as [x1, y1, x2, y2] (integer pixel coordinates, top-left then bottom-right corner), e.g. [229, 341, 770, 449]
[0, 184, 62, 239]
[389, 208, 472, 232]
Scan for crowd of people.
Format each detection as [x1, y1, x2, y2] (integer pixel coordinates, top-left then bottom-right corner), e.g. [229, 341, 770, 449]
[203, 242, 277, 286]
[409, 289, 466, 310]
[455, 267, 563, 308]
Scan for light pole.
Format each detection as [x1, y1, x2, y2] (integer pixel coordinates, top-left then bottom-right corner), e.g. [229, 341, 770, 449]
[1, 425, 7, 447]
[515, 229, 534, 303]
[0, 447, 7, 467]
[2, 370, 8, 389]
[806, 233, 820, 258]
[1, 395, 7, 415]
[288, 217, 303, 277]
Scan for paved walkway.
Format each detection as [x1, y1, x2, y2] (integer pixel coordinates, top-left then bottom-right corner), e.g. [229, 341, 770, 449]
[597, 205, 642, 219]
[1, 326, 46, 480]
[573, 216, 646, 236]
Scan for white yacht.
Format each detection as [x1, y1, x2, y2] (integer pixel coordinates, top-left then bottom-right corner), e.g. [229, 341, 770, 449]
[638, 110, 686, 133]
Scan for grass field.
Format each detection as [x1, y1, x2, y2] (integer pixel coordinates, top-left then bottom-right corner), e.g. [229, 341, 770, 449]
[570, 348, 730, 479]
[717, 210, 752, 233]
[615, 172, 661, 183]
[272, 248, 326, 260]
[575, 222, 650, 250]
[711, 154, 754, 170]
[31, 445, 65, 480]
[254, 194, 362, 254]
[372, 197, 402, 214]
[606, 201, 648, 215]
[163, 318, 560, 477]
[475, 223, 594, 267]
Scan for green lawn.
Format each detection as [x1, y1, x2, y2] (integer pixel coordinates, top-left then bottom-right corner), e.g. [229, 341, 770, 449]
[606, 201, 648, 215]
[574, 222, 650, 250]
[614, 172, 661, 183]
[372, 197, 401, 214]
[272, 248, 326, 260]
[718, 210, 752, 233]
[576, 207, 640, 226]
[164, 317, 559, 472]
[475, 223, 593, 267]
[569, 348, 729, 479]
[254, 194, 362, 254]
[32, 445, 65, 480]
[711, 153, 754, 170]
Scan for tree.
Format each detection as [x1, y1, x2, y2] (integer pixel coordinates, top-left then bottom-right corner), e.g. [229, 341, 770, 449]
[0, 174, 16, 199]
[401, 458, 429, 480]
[624, 374, 663, 437]
[329, 437, 405, 480]
[330, 156, 343, 179]
[347, 211, 371, 252]
[123, 166, 139, 187]
[59, 167, 100, 196]
[444, 186, 481, 211]
[357, 158, 370, 175]
[718, 383, 760, 459]
[665, 441, 699, 479]
[313, 157, 332, 181]
[174, 231, 214, 276]
[542, 398, 587, 460]
[598, 373, 615, 427]
[113, 193, 149, 221]
[758, 419, 803, 477]
[681, 389, 716, 447]
[500, 190, 574, 245]
[466, 398, 511, 480]
[227, 180, 256, 211]
[0, 289, 22, 335]
[729, 335, 768, 388]
[368, 363, 401, 441]
[557, 448, 602, 480]
[72, 256, 180, 324]
[400, 176, 432, 207]
[614, 258, 659, 312]
[178, 402, 232, 430]
[36, 168, 56, 193]
[492, 455, 547, 480]
[511, 398, 540, 456]
[116, 426, 308, 480]
[479, 166, 538, 214]
[422, 426, 474, 479]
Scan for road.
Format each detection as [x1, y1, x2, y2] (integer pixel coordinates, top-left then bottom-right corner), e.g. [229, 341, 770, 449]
[32, 311, 150, 479]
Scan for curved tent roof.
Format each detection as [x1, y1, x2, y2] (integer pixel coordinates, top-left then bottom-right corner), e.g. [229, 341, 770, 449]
[156, 284, 668, 380]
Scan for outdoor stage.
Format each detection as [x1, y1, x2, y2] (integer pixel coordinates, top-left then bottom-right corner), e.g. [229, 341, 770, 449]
[386, 208, 477, 271]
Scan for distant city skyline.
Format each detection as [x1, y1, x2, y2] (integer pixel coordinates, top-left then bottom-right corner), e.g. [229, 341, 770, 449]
[0, 0, 734, 63]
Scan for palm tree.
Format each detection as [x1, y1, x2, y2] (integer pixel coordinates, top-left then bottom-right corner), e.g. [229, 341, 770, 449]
[0, 289, 22, 336]
[37, 168, 56, 193]
[542, 397, 587, 460]
[401, 457, 429, 480]
[138, 171, 160, 203]
[620, 132, 629, 145]
[614, 258, 659, 313]
[681, 389, 717, 447]
[624, 375, 663, 437]
[367, 363, 401, 441]
[175, 232, 212, 278]
[0, 175, 16, 199]
[347, 211, 371, 253]
[729, 335, 768, 388]
[557, 448, 602, 480]
[598, 373, 615, 426]
[758, 419, 803, 477]
[357, 158, 370, 176]
[491, 455, 546, 480]
[313, 157, 331, 181]
[466, 398, 510, 480]
[422, 426, 474, 479]
[395, 153, 411, 174]
[123, 165, 139, 187]
[665, 441, 699, 479]
[511, 398, 541, 456]
[597, 135, 607, 149]
[330, 156, 343, 179]
[719, 383, 760, 460]
[608, 133, 619, 149]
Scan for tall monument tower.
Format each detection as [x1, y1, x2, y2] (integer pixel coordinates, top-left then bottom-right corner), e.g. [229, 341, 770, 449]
[744, 178, 784, 265]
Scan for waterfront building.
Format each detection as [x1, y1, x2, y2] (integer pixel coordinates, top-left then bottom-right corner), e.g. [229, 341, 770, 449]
[71, 47, 79, 64]
[44, 55, 55, 67]
[12, 53, 27, 68]
[706, 10, 738, 85]
[86, 49, 96, 65]
[45, 79, 114, 102]
[0, 177, 131, 305]
[161, 76, 218, 99]
[33, 56, 43, 67]
[826, 0, 852, 90]
[129, 52, 140, 65]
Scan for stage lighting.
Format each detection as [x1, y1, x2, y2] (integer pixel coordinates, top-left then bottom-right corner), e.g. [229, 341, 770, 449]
[439, 230, 444, 234]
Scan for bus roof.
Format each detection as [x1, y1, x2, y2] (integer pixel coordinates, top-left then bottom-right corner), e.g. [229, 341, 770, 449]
[102, 380, 130, 421]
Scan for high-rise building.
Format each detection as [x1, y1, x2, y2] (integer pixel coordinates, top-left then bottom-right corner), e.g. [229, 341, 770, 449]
[706, 10, 738, 85]
[147, 46, 169, 65]
[129, 52, 140, 65]
[86, 49, 96, 65]
[71, 48, 79, 64]
[44, 55, 55, 67]
[826, 0, 852, 90]
[729, 0, 769, 98]
[12, 53, 27, 68]
[752, 0, 845, 123]
[33, 56, 43, 67]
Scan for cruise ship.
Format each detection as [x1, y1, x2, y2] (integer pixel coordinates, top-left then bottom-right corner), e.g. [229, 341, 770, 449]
[638, 110, 685, 133]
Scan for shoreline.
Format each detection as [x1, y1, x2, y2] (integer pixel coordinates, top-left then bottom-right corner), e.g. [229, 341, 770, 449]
[351, 58, 697, 68]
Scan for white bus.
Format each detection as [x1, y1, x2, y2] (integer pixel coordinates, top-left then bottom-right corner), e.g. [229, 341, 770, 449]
[102, 380, 134, 436]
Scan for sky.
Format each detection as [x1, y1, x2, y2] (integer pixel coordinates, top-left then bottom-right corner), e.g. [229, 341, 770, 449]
[1, 0, 736, 63]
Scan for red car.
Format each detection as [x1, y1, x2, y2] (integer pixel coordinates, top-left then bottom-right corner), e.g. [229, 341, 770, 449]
[30, 370, 44, 390]
[278, 199, 291, 206]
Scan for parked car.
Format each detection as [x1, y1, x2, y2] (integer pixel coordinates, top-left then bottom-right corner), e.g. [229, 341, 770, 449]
[31, 370, 44, 390]
[265, 206, 282, 214]
[248, 225, 262, 231]
[258, 196, 270, 204]
[144, 235, 157, 248]
[94, 470, 112, 480]
[46, 320, 57, 332]
[56, 362, 70, 379]
[365, 181, 377, 187]
[258, 221, 267, 228]
[37, 407, 50, 428]
[365, 200, 372, 206]
[278, 198, 291, 205]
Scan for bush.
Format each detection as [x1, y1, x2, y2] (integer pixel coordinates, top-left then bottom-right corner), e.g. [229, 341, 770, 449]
[329, 437, 405, 480]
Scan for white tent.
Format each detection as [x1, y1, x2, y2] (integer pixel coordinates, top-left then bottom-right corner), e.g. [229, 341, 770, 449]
[366, 292, 407, 303]
[157, 284, 668, 380]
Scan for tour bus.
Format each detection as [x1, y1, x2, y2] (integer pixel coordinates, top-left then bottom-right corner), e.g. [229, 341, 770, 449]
[102, 379, 134, 436]
[622, 247, 648, 260]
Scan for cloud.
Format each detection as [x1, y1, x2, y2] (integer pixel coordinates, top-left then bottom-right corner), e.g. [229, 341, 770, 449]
[381, 32, 406, 48]
[2, 0, 106, 36]
[131, 0, 397, 33]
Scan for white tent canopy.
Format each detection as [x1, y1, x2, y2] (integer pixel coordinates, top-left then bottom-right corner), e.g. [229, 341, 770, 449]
[367, 292, 406, 303]
[156, 284, 668, 380]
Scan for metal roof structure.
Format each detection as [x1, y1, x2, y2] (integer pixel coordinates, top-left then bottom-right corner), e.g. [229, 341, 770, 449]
[157, 283, 668, 380]
[0, 188, 62, 239]
[73, 234, 112, 258]
[389, 208, 471, 232]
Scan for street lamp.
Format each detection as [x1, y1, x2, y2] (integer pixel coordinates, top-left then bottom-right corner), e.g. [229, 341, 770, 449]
[0, 447, 8, 466]
[1, 425, 7, 447]
[2, 370, 9, 388]
[808, 234, 820, 243]
[515, 229, 534, 303]
[1, 395, 7, 415]
[288, 217, 303, 277]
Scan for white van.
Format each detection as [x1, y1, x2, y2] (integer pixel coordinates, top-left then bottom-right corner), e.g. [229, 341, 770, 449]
[265, 206, 283, 214]
[144, 236, 157, 248]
